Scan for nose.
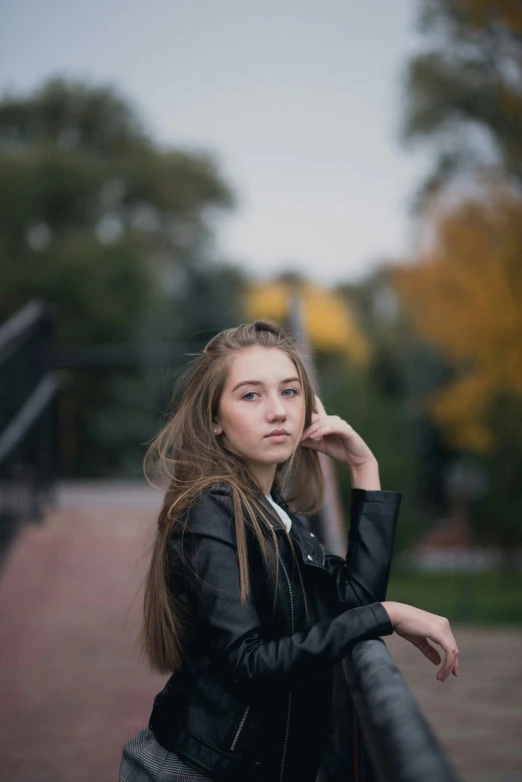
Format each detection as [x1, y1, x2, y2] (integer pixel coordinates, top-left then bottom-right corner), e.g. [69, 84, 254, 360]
[266, 391, 287, 420]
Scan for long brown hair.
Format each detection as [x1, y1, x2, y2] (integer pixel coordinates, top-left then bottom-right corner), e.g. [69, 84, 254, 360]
[140, 319, 324, 673]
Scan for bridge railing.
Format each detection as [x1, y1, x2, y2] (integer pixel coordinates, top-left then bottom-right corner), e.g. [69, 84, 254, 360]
[341, 637, 462, 782]
[0, 300, 62, 561]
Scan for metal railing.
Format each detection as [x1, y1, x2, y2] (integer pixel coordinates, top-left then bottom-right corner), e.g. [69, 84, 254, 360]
[0, 300, 62, 564]
[343, 638, 461, 781]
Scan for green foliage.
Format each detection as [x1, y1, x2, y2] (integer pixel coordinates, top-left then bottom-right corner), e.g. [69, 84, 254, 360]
[337, 266, 458, 516]
[0, 77, 234, 321]
[388, 568, 522, 625]
[401, 6, 522, 552]
[2, 232, 153, 343]
[91, 261, 248, 477]
[471, 391, 522, 551]
[0, 77, 149, 156]
[0, 76, 237, 475]
[315, 349, 424, 555]
[403, 0, 522, 203]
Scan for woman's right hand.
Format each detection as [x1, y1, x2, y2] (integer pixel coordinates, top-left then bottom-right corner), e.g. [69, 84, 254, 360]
[381, 601, 459, 683]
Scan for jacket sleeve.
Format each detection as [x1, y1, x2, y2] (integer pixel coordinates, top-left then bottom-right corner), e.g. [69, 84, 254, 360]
[176, 491, 394, 697]
[320, 488, 402, 606]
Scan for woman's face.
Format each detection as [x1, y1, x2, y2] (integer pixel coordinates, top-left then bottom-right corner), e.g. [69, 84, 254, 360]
[214, 346, 306, 481]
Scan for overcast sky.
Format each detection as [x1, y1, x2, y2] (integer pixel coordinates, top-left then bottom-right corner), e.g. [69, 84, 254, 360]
[1, 0, 429, 285]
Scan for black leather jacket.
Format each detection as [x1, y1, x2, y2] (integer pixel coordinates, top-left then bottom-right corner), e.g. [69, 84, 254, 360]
[149, 484, 401, 782]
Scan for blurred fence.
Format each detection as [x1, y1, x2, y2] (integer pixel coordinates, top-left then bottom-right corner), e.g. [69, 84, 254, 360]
[0, 300, 62, 563]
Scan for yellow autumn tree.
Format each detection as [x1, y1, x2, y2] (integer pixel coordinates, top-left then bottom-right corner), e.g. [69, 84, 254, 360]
[392, 188, 522, 453]
[243, 279, 371, 366]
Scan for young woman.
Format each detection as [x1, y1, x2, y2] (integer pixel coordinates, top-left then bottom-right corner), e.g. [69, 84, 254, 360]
[119, 319, 459, 782]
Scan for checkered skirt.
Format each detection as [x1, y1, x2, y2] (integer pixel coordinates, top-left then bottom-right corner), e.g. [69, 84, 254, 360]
[119, 728, 214, 781]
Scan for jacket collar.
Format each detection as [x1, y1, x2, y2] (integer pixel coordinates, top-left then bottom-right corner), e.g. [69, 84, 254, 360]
[259, 484, 295, 534]
[269, 484, 291, 512]
[245, 476, 291, 529]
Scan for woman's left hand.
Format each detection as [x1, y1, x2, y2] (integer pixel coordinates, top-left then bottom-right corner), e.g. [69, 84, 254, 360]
[300, 394, 377, 470]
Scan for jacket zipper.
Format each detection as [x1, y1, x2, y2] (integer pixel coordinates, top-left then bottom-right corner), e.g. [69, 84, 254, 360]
[278, 554, 294, 782]
[230, 704, 251, 751]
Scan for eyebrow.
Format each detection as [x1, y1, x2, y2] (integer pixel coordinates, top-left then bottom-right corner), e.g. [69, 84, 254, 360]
[231, 377, 301, 393]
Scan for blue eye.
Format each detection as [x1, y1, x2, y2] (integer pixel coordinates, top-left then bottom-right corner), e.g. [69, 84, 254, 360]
[242, 388, 299, 401]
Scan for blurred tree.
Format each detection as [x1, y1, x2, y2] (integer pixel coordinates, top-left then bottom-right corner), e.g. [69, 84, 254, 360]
[393, 190, 522, 452]
[0, 77, 235, 475]
[403, 0, 522, 204]
[92, 260, 247, 477]
[392, 188, 522, 554]
[339, 266, 456, 517]
[243, 277, 372, 365]
[0, 78, 233, 328]
[320, 355, 424, 555]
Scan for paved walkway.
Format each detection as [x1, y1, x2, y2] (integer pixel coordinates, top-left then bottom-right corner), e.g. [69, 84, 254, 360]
[0, 482, 521, 781]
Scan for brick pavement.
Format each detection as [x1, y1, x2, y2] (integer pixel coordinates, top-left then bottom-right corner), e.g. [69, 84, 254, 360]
[0, 482, 521, 782]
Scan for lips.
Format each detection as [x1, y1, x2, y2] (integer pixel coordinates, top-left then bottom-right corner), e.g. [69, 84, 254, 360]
[265, 429, 290, 437]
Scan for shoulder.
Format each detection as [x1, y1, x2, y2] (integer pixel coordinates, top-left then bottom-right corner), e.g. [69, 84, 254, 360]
[183, 483, 237, 546]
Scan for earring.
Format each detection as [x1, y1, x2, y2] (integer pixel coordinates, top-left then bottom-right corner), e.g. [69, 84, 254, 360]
[213, 427, 218, 434]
